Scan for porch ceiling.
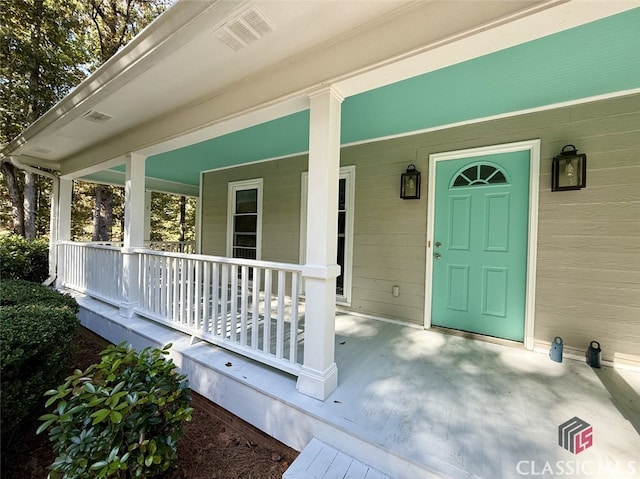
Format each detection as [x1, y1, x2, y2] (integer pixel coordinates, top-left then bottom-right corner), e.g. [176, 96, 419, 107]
[2, 0, 639, 194]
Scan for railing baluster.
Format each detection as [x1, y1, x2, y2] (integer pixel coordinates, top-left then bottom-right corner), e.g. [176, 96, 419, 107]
[251, 267, 261, 349]
[180, 258, 187, 326]
[194, 259, 202, 330]
[229, 264, 238, 341]
[220, 264, 228, 338]
[186, 258, 193, 327]
[152, 255, 159, 314]
[290, 273, 299, 364]
[240, 265, 249, 346]
[263, 269, 272, 355]
[172, 257, 180, 323]
[212, 263, 219, 336]
[276, 270, 285, 359]
[140, 253, 148, 310]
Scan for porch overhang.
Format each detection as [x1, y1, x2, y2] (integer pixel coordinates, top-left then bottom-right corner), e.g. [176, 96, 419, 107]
[2, 0, 638, 189]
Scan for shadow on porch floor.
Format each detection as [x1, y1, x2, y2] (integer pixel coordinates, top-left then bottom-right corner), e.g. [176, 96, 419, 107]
[76, 295, 640, 479]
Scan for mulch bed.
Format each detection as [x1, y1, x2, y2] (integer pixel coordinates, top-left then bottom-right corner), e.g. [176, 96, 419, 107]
[1, 327, 298, 479]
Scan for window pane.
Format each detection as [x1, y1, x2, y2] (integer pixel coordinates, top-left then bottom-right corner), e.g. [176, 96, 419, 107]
[462, 166, 478, 181]
[338, 212, 346, 235]
[234, 234, 256, 248]
[338, 178, 346, 210]
[453, 175, 469, 187]
[336, 235, 345, 295]
[480, 164, 495, 180]
[234, 215, 257, 233]
[488, 171, 507, 184]
[234, 247, 256, 260]
[236, 189, 257, 214]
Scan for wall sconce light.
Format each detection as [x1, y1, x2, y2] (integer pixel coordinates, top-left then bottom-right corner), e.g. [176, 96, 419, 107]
[552, 145, 587, 191]
[400, 164, 421, 199]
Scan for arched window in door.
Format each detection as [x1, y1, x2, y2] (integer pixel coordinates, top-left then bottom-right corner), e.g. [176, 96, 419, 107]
[451, 163, 508, 188]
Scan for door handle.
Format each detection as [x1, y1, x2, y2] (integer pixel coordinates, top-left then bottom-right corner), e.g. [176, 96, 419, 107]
[434, 253, 442, 259]
[435, 241, 442, 248]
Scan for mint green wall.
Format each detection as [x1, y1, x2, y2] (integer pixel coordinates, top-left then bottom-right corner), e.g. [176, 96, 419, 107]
[143, 110, 310, 186]
[91, 8, 639, 187]
[342, 7, 640, 142]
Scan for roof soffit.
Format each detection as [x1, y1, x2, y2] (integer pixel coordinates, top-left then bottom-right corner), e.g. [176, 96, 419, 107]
[5, 0, 639, 178]
[60, 0, 556, 175]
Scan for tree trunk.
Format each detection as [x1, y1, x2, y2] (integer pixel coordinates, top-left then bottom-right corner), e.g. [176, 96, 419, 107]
[179, 195, 186, 244]
[92, 185, 113, 241]
[24, 171, 36, 239]
[0, 162, 25, 236]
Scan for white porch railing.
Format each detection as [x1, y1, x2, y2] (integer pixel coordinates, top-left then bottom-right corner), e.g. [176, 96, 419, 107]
[57, 242, 304, 376]
[91, 240, 196, 254]
[58, 241, 123, 306]
[146, 241, 196, 254]
[136, 250, 304, 375]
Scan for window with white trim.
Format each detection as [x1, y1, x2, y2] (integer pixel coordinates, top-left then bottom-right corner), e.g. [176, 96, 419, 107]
[300, 166, 355, 304]
[227, 179, 263, 260]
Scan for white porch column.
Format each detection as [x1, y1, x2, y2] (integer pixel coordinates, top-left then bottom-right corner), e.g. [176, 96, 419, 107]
[120, 153, 146, 317]
[297, 86, 343, 400]
[55, 178, 73, 289]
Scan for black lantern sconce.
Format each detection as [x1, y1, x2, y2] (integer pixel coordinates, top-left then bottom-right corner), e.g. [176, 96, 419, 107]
[552, 145, 587, 192]
[400, 164, 421, 199]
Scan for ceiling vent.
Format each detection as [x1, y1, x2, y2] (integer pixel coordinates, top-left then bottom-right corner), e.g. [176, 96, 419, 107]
[81, 110, 112, 123]
[215, 7, 275, 51]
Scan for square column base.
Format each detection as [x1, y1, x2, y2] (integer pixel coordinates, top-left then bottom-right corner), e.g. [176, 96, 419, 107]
[119, 301, 137, 318]
[296, 363, 338, 401]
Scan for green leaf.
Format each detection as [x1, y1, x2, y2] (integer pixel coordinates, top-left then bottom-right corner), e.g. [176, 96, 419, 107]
[36, 419, 55, 435]
[90, 408, 110, 425]
[112, 380, 126, 395]
[110, 410, 123, 424]
[38, 413, 58, 421]
[88, 396, 106, 407]
[89, 460, 108, 471]
[55, 400, 67, 415]
[84, 382, 96, 394]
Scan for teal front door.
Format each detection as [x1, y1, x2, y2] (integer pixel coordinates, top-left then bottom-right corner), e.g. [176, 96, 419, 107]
[431, 151, 530, 341]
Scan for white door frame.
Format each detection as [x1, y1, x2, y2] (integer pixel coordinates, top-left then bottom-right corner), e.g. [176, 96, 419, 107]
[424, 139, 540, 349]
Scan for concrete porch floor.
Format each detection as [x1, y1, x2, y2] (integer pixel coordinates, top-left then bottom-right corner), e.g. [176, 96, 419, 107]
[76, 294, 640, 479]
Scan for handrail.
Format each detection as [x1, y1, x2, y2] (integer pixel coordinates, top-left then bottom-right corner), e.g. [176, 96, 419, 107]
[133, 248, 304, 273]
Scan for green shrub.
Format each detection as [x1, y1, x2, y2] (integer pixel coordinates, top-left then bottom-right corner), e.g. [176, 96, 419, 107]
[0, 278, 79, 309]
[0, 234, 50, 283]
[39, 342, 193, 479]
[0, 279, 79, 452]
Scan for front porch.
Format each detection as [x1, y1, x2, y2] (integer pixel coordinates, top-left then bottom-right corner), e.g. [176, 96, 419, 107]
[74, 290, 640, 478]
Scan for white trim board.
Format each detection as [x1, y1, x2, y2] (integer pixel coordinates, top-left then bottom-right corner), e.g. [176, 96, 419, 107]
[424, 139, 540, 350]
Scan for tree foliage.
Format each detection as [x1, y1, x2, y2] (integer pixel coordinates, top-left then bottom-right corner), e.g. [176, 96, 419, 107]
[1, 0, 182, 240]
[1, 0, 91, 238]
[0, 0, 92, 145]
[87, 0, 170, 63]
